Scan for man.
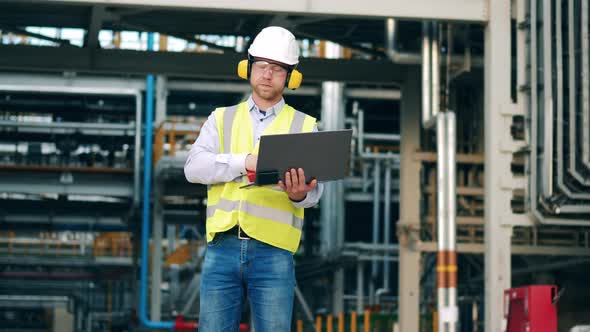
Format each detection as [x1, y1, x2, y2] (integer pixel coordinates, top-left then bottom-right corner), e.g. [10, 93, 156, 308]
[184, 26, 323, 332]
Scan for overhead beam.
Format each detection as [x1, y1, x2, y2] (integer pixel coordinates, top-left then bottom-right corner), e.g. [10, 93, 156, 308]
[85, 5, 107, 49]
[0, 26, 75, 46]
[0, 44, 408, 84]
[41, 0, 489, 22]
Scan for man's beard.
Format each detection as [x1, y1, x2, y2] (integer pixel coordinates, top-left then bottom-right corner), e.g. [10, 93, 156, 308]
[253, 82, 282, 101]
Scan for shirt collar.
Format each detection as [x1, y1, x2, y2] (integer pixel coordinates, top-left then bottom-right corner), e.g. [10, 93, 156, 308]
[247, 95, 285, 116]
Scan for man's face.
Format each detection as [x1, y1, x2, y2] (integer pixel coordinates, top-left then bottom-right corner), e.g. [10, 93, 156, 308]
[250, 58, 289, 103]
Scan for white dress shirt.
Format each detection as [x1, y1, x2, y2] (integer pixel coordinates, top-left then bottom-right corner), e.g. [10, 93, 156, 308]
[184, 95, 323, 208]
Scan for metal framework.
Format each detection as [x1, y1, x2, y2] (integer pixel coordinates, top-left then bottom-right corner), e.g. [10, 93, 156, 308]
[42, 0, 489, 22]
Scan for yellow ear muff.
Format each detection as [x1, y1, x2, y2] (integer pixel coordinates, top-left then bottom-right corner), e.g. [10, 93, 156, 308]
[237, 60, 248, 80]
[287, 69, 302, 90]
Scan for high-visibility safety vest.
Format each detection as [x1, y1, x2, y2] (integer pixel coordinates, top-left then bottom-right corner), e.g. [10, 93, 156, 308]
[206, 101, 317, 253]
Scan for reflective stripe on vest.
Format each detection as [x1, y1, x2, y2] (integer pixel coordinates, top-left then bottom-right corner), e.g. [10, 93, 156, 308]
[206, 101, 316, 253]
[207, 198, 304, 230]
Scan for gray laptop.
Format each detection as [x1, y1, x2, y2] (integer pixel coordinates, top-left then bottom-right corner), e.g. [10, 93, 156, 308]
[246, 129, 352, 186]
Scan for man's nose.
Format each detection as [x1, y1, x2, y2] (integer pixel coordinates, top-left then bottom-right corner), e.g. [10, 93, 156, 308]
[262, 69, 273, 79]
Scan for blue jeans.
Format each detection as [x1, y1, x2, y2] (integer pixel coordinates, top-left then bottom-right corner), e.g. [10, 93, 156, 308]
[199, 232, 295, 332]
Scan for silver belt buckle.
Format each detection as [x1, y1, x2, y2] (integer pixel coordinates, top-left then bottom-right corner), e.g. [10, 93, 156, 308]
[238, 225, 250, 240]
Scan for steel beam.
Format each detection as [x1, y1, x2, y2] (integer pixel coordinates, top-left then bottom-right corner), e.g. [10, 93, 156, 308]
[0, 45, 408, 84]
[320, 41, 346, 315]
[42, 0, 488, 22]
[484, 0, 516, 330]
[398, 68, 421, 332]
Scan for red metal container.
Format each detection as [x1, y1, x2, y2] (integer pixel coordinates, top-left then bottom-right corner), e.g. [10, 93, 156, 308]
[504, 285, 558, 332]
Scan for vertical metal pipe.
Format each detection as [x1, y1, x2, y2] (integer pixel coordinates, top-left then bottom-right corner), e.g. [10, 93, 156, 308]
[542, 0, 554, 197]
[357, 260, 364, 314]
[531, 0, 540, 211]
[582, 0, 590, 168]
[432, 23, 440, 123]
[436, 113, 448, 331]
[383, 158, 392, 290]
[422, 22, 432, 127]
[357, 109, 365, 157]
[138, 32, 174, 330]
[446, 111, 458, 331]
[446, 24, 453, 111]
[436, 113, 448, 252]
[370, 160, 381, 305]
[386, 18, 395, 58]
[133, 93, 142, 206]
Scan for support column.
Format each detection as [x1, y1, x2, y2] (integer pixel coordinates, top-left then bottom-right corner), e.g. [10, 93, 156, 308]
[484, 0, 514, 331]
[398, 68, 422, 332]
[320, 41, 346, 314]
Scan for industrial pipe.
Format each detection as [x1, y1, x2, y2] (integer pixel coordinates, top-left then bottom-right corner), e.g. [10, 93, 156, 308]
[138, 32, 173, 330]
[436, 112, 458, 331]
[385, 18, 483, 66]
[542, 0, 554, 198]
[422, 22, 433, 128]
[369, 159, 381, 305]
[356, 108, 401, 160]
[382, 157, 392, 290]
[529, 0, 590, 225]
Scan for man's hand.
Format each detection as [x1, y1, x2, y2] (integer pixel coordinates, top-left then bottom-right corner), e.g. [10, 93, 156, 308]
[278, 168, 317, 202]
[245, 154, 257, 171]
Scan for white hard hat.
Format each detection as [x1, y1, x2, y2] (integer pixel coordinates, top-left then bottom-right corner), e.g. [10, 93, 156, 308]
[248, 26, 299, 66]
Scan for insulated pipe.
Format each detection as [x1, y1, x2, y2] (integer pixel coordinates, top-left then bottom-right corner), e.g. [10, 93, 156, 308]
[446, 112, 458, 331]
[369, 159, 381, 305]
[568, 0, 590, 186]
[555, 0, 590, 201]
[432, 23, 440, 129]
[583, 0, 590, 169]
[138, 32, 174, 330]
[422, 22, 433, 128]
[436, 112, 458, 332]
[529, 0, 588, 225]
[436, 113, 448, 331]
[382, 157, 392, 290]
[542, 0, 554, 197]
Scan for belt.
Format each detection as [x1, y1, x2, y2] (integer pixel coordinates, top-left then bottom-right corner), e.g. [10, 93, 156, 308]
[223, 225, 251, 240]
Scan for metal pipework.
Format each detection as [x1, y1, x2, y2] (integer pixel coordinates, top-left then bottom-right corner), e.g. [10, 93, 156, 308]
[385, 18, 483, 66]
[422, 22, 440, 129]
[583, 0, 590, 169]
[555, 0, 590, 202]
[431, 23, 440, 128]
[383, 157, 393, 290]
[369, 159, 381, 305]
[542, 0, 554, 198]
[566, 0, 590, 187]
[356, 260, 364, 315]
[422, 22, 433, 128]
[436, 112, 458, 332]
[528, 0, 590, 224]
[356, 107, 401, 161]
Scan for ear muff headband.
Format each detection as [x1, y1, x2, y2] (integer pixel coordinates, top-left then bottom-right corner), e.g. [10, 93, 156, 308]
[237, 59, 302, 90]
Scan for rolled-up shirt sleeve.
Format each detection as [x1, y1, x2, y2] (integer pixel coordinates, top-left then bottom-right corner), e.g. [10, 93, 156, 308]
[184, 112, 248, 185]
